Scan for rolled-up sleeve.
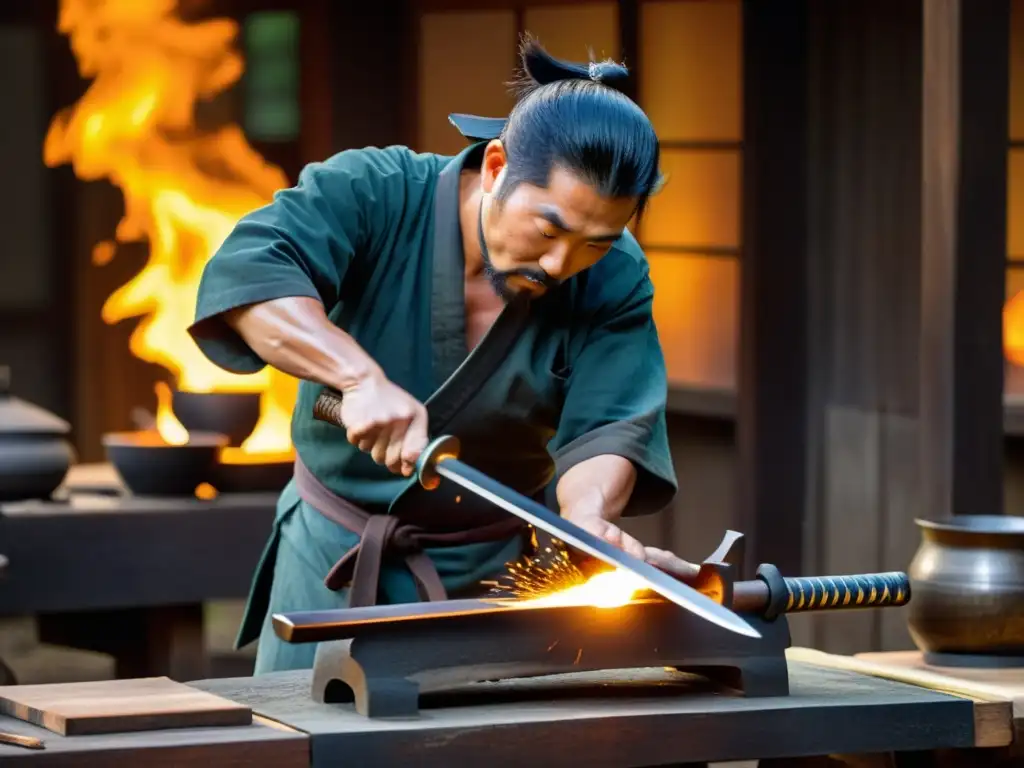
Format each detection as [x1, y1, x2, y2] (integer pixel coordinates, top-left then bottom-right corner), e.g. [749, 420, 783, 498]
[187, 149, 392, 374]
[547, 273, 678, 516]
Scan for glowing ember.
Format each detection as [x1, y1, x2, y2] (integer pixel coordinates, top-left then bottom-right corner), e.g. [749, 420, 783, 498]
[44, 0, 296, 464]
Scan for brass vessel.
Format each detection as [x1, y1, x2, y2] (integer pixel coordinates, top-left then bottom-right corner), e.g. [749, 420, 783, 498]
[908, 515, 1024, 666]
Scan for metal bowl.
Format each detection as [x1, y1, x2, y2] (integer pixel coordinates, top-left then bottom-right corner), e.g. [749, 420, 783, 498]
[908, 515, 1024, 666]
[171, 391, 261, 447]
[102, 430, 228, 497]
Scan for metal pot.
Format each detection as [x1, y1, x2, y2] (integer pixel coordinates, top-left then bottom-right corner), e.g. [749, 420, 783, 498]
[0, 365, 76, 502]
[907, 515, 1024, 666]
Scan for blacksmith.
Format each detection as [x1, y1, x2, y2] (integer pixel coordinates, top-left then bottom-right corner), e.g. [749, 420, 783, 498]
[188, 38, 684, 674]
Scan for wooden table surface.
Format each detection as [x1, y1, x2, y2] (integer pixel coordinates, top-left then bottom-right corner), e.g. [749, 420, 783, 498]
[789, 647, 1024, 761]
[0, 650, 1006, 767]
[189, 659, 982, 768]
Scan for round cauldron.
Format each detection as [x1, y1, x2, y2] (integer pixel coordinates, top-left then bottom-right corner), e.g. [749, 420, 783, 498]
[0, 365, 76, 502]
[103, 430, 228, 497]
[908, 515, 1024, 666]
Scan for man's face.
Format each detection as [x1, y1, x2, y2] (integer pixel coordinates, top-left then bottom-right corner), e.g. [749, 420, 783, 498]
[479, 142, 638, 298]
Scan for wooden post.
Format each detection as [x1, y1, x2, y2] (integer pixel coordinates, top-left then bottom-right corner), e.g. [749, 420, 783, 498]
[919, 0, 1008, 521]
[737, 0, 810, 581]
[740, 0, 1008, 653]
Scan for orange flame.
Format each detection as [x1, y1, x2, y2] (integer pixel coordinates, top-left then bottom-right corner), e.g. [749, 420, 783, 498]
[44, 0, 296, 463]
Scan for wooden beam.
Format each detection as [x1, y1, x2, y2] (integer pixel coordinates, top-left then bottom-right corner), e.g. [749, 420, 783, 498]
[919, 0, 1008, 519]
[736, 0, 810, 578]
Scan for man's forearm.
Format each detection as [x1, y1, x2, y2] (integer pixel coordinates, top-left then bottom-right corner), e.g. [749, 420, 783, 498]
[556, 454, 637, 523]
[224, 296, 381, 392]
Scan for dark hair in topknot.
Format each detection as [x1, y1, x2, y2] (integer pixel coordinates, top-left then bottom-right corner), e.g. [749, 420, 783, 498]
[496, 35, 662, 215]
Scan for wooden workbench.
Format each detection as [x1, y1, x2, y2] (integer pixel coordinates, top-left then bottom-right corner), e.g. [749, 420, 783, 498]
[787, 647, 1024, 766]
[188, 659, 986, 767]
[0, 649, 1017, 766]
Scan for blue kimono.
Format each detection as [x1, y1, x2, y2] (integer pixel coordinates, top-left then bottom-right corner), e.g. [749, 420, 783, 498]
[188, 137, 678, 673]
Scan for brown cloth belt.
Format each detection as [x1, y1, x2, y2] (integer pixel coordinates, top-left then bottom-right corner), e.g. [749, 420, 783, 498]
[293, 456, 525, 607]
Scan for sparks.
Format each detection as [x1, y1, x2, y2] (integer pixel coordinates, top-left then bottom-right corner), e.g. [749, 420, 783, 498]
[480, 535, 647, 608]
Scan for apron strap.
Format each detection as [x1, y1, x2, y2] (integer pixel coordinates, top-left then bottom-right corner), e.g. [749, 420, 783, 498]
[294, 455, 522, 607]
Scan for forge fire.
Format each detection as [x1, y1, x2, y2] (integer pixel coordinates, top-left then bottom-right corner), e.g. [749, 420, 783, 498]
[43, 0, 295, 464]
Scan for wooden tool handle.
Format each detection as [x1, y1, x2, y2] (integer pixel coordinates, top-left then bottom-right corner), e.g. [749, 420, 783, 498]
[312, 389, 345, 428]
[781, 572, 910, 612]
[0, 731, 44, 750]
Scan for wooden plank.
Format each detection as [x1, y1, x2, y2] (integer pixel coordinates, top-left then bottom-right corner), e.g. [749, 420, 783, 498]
[0, 677, 251, 737]
[788, 647, 1014, 748]
[0, 713, 307, 767]
[194, 662, 978, 767]
[855, 650, 1024, 717]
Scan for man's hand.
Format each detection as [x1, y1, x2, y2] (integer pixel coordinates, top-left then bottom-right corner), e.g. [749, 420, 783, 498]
[641, 546, 700, 581]
[338, 372, 429, 476]
[563, 510, 700, 579]
[563, 508, 647, 561]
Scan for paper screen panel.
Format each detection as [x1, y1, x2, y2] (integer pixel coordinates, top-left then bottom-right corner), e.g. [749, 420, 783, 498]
[640, 149, 741, 249]
[522, 3, 620, 63]
[418, 11, 517, 156]
[639, 0, 742, 142]
[647, 251, 738, 388]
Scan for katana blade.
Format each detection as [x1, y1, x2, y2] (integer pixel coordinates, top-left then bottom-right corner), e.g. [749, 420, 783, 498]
[416, 436, 761, 639]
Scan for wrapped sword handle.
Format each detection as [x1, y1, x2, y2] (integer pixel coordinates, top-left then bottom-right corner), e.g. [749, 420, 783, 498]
[777, 571, 910, 614]
[313, 388, 345, 428]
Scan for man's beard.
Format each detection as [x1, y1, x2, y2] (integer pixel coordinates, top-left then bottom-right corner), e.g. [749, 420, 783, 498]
[481, 248, 558, 300]
[478, 203, 559, 300]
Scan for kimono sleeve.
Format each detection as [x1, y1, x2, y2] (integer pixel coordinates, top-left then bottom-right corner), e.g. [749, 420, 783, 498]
[187, 149, 398, 374]
[548, 273, 678, 517]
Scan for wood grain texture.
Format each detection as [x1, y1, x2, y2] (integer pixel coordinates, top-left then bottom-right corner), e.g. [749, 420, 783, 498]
[0, 677, 252, 736]
[193, 661, 978, 767]
[788, 647, 1014, 748]
[854, 650, 1024, 717]
[919, 0, 960, 522]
